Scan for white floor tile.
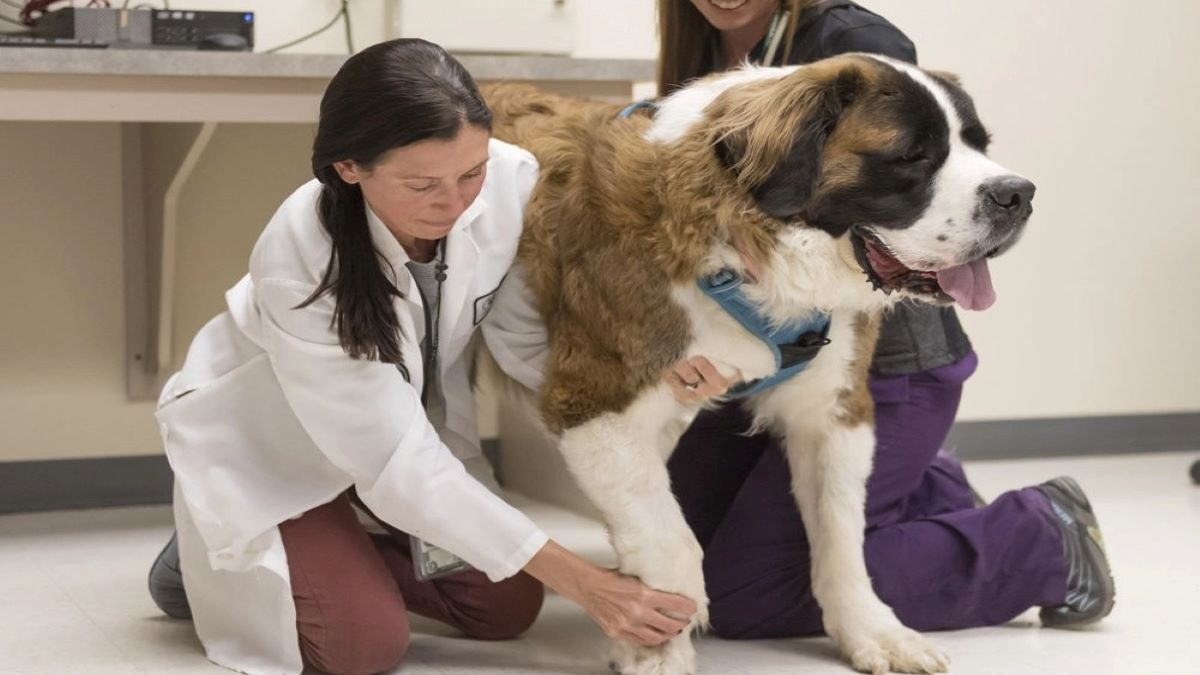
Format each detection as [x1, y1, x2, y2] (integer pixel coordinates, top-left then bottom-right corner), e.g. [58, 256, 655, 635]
[1, 451, 1196, 674]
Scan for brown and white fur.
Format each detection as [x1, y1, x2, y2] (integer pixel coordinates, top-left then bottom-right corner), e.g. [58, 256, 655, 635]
[484, 53, 1033, 675]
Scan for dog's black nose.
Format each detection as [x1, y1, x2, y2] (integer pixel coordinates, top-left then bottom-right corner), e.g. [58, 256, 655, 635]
[984, 176, 1036, 211]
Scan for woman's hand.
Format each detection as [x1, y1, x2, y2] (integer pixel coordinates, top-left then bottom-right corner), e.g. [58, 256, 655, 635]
[523, 541, 697, 646]
[664, 356, 740, 404]
[574, 566, 697, 646]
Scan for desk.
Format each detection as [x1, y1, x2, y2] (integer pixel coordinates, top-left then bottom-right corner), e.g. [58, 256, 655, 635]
[0, 49, 653, 399]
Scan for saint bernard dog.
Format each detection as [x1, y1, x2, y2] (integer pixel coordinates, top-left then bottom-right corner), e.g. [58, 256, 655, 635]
[482, 53, 1034, 675]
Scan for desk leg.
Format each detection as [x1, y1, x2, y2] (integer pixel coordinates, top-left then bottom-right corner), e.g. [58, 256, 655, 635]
[122, 121, 219, 401]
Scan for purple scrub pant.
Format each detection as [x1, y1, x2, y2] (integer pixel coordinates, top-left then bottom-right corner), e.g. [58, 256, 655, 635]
[667, 352, 1067, 638]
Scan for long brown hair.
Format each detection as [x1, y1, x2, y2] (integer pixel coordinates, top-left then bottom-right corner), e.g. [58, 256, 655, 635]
[303, 38, 492, 365]
[657, 0, 817, 94]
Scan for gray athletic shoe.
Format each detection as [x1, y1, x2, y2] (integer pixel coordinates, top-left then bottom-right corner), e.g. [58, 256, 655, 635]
[148, 531, 191, 619]
[1036, 477, 1115, 628]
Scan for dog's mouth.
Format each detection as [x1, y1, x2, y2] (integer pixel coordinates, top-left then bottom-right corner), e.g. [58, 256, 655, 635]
[850, 228, 998, 311]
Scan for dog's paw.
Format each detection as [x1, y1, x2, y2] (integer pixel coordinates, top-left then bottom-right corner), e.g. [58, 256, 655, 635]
[609, 634, 697, 675]
[837, 623, 949, 675]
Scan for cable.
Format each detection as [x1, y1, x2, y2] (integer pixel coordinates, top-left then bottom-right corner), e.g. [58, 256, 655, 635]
[264, 0, 349, 54]
[1, 1, 25, 11]
[19, 0, 71, 25]
[121, 0, 164, 9]
[0, 14, 25, 26]
[341, 0, 352, 53]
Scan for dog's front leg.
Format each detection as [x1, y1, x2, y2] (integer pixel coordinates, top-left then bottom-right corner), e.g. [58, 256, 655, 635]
[559, 407, 707, 675]
[786, 423, 949, 674]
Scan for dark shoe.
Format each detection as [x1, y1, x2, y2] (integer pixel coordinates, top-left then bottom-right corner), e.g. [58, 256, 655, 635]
[148, 531, 192, 619]
[1036, 477, 1115, 628]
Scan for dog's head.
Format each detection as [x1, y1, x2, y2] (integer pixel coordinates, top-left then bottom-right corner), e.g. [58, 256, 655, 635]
[660, 54, 1034, 311]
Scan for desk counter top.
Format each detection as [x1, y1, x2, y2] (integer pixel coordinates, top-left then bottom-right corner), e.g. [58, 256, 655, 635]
[0, 48, 655, 82]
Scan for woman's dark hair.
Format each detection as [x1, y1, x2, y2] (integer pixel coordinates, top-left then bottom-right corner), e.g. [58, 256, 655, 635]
[303, 38, 492, 364]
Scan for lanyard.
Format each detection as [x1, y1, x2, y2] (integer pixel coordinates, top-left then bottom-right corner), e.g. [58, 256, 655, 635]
[759, 7, 790, 67]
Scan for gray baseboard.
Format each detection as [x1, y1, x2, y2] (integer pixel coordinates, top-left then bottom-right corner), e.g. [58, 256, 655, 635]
[0, 444, 505, 515]
[946, 412, 1200, 461]
[2, 413, 1196, 514]
[0, 455, 174, 514]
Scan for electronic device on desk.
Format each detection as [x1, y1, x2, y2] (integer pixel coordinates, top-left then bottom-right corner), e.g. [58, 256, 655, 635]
[27, 7, 253, 51]
[0, 34, 108, 49]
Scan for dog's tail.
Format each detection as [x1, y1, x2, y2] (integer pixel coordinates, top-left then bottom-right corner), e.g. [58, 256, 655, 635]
[481, 82, 625, 150]
[481, 82, 565, 147]
[481, 82, 561, 119]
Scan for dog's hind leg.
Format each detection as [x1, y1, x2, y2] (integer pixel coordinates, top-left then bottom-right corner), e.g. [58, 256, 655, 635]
[782, 421, 950, 675]
[558, 389, 707, 675]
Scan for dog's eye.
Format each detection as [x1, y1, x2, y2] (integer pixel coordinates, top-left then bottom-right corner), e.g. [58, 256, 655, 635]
[961, 124, 992, 152]
[893, 150, 928, 165]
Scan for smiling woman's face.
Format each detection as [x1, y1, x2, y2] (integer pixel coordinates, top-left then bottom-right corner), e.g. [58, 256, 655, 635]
[334, 124, 490, 257]
[688, 0, 779, 33]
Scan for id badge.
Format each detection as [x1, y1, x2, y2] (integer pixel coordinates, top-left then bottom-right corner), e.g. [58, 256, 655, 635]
[410, 535, 472, 581]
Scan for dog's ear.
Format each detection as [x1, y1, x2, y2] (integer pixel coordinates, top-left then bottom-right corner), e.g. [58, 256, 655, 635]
[712, 58, 867, 221]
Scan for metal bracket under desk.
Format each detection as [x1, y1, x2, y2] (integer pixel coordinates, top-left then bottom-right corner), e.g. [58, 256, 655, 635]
[123, 121, 217, 400]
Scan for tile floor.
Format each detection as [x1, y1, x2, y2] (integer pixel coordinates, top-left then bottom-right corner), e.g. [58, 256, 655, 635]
[1, 452, 1197, 675]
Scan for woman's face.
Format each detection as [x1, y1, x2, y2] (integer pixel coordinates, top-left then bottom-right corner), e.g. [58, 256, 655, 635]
[688, 0, 779, 33]
[334, 124, 490, 253]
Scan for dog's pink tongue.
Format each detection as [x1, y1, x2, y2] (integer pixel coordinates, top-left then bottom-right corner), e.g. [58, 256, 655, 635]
[936, 259, 996, 311]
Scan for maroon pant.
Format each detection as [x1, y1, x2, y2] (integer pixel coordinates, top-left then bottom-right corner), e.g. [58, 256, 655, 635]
[277, 493, 545, 675]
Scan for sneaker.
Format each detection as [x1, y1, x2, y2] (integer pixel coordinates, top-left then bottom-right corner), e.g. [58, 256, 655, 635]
[148, 531, 192, 619]
[1036, 477, 1115, 628]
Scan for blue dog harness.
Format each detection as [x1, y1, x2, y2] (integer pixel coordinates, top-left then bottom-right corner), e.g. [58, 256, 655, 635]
[618, 100, 658, 119]
[698, 269, 832, 398]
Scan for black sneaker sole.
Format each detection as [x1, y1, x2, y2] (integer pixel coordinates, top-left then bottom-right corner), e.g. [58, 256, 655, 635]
[147, 532, 192, 620]
[1038, 477, 1115, 628]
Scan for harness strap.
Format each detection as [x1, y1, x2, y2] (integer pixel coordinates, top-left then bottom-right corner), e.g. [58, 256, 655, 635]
[617, 100, 659, 119]
[697, 269, 831, 399]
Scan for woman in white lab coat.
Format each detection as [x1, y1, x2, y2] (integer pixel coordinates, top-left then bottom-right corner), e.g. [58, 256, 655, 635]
[147, 38, 695, 675]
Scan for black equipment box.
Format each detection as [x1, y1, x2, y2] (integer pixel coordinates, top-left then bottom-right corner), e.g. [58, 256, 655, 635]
[31, 7, 254, 50]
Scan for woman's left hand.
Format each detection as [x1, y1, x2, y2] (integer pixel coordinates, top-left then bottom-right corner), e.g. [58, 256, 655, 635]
[664, 356, 740, 404]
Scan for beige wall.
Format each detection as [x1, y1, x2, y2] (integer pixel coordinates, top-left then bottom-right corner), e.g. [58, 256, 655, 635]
[2, 1, 1197, 462]
[0, 123, 313, 461]
[0, 123, 141, 462]
[868, 0, 1200, 419]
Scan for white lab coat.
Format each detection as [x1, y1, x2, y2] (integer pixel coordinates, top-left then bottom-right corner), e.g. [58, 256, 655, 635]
[156, 139, 549, 675]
